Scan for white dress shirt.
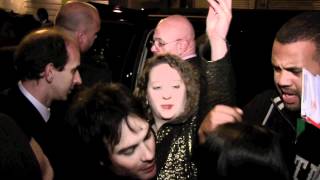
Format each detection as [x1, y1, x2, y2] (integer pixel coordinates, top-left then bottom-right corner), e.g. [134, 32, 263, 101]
[18, 81, 50, 122]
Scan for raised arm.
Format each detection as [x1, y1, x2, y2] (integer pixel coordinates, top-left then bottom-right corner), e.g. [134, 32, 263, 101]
[206, 0, 232, 61]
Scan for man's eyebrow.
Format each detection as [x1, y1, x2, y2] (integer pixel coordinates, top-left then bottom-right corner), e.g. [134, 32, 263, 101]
[285, 66, 302, 72]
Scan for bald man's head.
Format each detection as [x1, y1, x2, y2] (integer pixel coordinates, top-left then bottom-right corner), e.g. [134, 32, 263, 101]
[159, 15, 195, 40]
[55, 1, 100, 52]
[151, 15, 196, 59]
[55, 2, 99, 31]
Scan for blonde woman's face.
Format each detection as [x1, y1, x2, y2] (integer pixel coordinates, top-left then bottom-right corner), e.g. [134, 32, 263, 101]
[147, 63, 187, 123]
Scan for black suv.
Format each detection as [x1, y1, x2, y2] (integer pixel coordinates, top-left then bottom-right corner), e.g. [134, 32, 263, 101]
[87, 2, 303, 106]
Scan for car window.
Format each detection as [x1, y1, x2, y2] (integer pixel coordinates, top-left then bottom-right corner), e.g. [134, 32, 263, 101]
[87, 20, 139, 82]
[133, 28, 154, 89]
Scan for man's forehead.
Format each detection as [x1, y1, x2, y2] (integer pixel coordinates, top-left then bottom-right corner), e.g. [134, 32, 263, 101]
[154, 25, 178, 40]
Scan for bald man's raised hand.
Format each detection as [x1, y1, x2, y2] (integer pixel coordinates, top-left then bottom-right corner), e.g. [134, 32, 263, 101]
[198, 104, 243, 144]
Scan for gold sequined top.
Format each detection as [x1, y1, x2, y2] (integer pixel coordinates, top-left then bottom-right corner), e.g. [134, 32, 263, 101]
[153, 55, 235, 180]
[155, 116, 198, 180]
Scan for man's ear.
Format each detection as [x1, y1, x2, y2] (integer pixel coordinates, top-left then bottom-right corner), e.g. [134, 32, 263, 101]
[76, 30, 86, 48]
[44, 63, 55, 83]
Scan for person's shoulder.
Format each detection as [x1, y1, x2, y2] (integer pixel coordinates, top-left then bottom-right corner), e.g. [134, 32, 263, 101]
[242, 89, 279, 123]
[0, 86, 31, 114]
[250, 89, 279, 104]
[244, 89, 279, 111]
[0, 113, 18, 130]
[0, 113, 26, 140]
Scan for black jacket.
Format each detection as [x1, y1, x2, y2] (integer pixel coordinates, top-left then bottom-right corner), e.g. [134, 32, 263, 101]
[0, 86, 48, 146]
[243, 89, 320, 180]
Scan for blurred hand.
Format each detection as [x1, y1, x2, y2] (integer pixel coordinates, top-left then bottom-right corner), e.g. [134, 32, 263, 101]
[198, 104, 243, 144]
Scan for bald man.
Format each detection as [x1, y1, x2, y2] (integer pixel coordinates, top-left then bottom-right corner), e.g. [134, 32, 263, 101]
[55, 1, 100, 53]
[151, 0, 230, 61]
[55, 1, 111, 87]
[151, 15, 196, 59]
[151, 0, 235, 118]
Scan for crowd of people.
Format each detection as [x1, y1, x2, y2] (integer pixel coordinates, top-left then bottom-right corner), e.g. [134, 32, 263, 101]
[0, 0, 319, 180]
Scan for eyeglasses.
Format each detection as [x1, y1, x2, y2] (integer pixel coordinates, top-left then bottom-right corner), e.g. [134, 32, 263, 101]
[149, 39, 181, 48]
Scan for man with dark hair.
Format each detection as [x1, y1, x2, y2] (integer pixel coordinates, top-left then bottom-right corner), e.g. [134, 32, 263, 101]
[0, 28, 82, 179]
[198, 122, 291, 180]
[67, 83, 156, 180]
[199, 12, 320, 180]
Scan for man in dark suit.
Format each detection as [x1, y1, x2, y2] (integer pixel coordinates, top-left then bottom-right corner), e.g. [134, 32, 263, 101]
[0, 28, 82, 179]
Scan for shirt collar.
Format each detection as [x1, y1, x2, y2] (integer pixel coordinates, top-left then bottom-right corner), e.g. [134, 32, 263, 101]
[18, 81, 50, 122]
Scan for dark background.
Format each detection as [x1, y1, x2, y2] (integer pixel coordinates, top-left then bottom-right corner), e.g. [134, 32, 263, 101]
[0, 4, 304, 107]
